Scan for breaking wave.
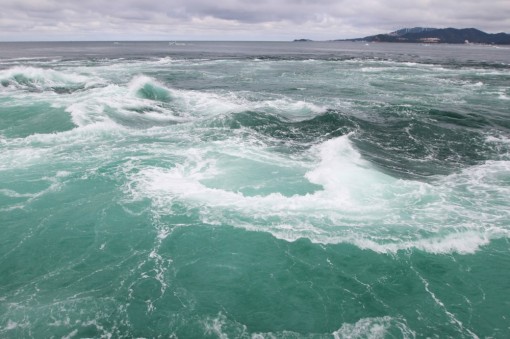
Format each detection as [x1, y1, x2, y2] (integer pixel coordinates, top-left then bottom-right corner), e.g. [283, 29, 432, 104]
[127, 132, 510, 254]
[0, 66, 98, 92]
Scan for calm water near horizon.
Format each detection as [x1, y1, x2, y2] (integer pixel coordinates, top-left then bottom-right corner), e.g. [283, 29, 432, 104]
[1, 41, 510, 338]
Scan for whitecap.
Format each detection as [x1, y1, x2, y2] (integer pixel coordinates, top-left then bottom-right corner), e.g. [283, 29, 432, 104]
[127, 133, 510, 254]
[0, 66, 97, 91]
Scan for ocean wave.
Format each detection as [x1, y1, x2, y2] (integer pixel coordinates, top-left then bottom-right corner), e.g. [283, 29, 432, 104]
[128, 75, 172, 102]
[0, 66, 98, 92]
[58, 74, 327, 130]
[126, 133, 510, 254]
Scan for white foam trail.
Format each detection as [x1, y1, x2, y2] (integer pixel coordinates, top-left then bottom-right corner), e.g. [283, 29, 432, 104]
[350, 231, 492, 255]
[486, 135, 510, 144]
[258, 99, 326, 118]
[67, 103, 102, 127]
[0, 172, 71, 211]
[61, 329, 78, 339]
[155, 56, 174, 64]
[126, 75, 243, 120]
[201, 313, 415, 339]
[130, 135, 394, 215]
[332, 316, 415, 339]
[129, 134, 510, 254]
[412, 267, 479, 338]
[0, 319, 30, 335]
[305, 135, 394, 198]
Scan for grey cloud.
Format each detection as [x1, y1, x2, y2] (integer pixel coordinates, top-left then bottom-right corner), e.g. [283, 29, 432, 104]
[0, 0, 509, 40]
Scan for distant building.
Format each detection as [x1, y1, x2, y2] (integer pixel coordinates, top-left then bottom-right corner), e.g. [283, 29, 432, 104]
[419, 37, 440, 43]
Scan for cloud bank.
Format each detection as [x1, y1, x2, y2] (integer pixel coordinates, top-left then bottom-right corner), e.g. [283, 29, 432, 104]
[0, 0, 509, 41]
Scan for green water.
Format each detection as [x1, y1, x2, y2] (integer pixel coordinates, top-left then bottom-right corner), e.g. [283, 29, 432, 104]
[1, 42, 510, 338]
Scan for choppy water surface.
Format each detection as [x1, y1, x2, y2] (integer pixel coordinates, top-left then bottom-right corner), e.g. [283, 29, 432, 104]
[1, 41, 510, 338]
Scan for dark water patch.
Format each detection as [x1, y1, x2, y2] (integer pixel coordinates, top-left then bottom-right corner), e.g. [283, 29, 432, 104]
[461, 60, 510, 71]
[125, 105, 158, 114]
[352, 118, 496, 179]
[342, 104, 501, 179]
[427, 108, 492, 129]
[211, 110, 357, 144]
[50, 85, 87, 94]
[372, 104, 493, 130]
[490, 118, 510, 132]
[206, 108, 497, 179]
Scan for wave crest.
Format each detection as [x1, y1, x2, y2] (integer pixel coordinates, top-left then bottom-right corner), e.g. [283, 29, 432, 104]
[127, 133, 510, 254]
[0, 66, 95, 92]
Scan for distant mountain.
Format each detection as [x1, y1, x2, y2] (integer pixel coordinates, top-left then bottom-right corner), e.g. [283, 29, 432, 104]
[342, 27, 510, 44]
[388, 27, 437, 36]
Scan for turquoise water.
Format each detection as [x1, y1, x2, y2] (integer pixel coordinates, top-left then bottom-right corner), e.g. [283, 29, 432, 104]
[1, 42, 510, 338]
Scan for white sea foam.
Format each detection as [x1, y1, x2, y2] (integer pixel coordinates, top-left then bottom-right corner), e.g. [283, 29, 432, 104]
[58, 77, 181, 128]
[127, 75, 326, 120]
[67, 99, 111, 127]
[0, 66, 95, 90]
[333, 317, 391, 339]
[155, 56, 174, 64]
[486, 134, 510, 157]
[498, 90, 509, 100]
[1, 319, 30, 333]
[0, 144, 55, 171]
[3, 63, 506, 256]
[128, 133, 510, 254]
[61, 329, 78, 339]
[0, 189, 35, 198]
[486, 135, 510, 143]
[258, 99, 326, 118]
[350, 231, 492, 254]
[361, 67, 388, 73]
[130, 135, 395, 216]
[5, 320, 19, 330]
[201, 313, 415, 339]
[332, 316, 414, 339]
[2, 71, 325, 136]
[0, 120, 127, 173]
[203, 313, 236, 339]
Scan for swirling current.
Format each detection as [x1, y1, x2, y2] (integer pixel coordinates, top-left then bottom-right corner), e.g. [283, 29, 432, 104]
[1, 41, 510, 338]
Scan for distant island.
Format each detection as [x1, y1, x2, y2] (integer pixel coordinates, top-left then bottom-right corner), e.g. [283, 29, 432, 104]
[293, 39, 313, 42]
[338, 27, 510, 44]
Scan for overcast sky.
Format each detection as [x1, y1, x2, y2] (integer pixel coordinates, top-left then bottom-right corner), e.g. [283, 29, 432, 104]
[1, 0, 509, 41]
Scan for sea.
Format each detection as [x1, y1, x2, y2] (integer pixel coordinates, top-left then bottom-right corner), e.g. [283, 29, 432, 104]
[1, 41, 509, 338]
